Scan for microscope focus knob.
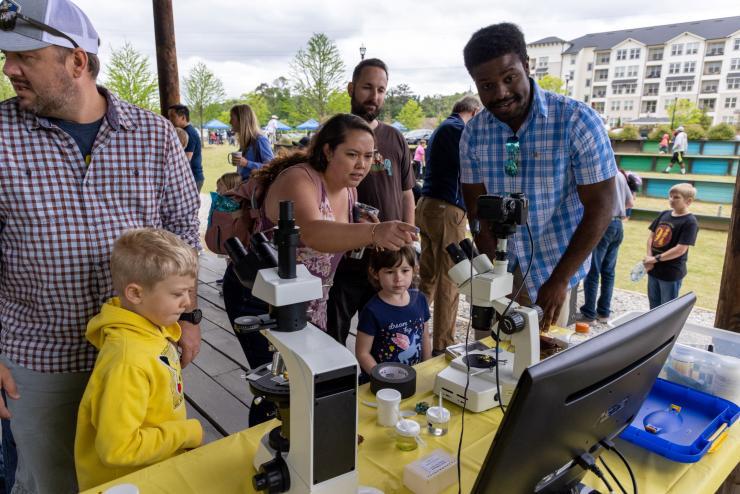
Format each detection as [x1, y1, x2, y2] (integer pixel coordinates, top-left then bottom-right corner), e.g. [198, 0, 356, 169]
[500, 311, 526, 335]
[528, 304, 545, 323]
[253, 454, 290, 493]
[234, 316, 261, 335]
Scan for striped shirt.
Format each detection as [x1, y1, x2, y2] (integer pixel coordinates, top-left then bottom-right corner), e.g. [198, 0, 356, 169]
[460, 79, 616, 301]
[0, 88, 201, 373]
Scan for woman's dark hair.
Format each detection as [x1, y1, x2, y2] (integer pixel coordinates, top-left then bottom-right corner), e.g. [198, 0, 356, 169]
[367, 245, 417, 289]
[251, 113, 374, 186]
[463, 22, 528, 73]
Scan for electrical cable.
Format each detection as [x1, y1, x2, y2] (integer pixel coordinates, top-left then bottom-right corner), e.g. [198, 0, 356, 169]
[456, 235, 475, 494]
[577, 453, 615, 494]
[599, 456, 627, 494]
[611, 444, 637, 494]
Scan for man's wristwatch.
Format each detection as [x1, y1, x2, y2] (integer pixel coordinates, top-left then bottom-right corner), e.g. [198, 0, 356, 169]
[655, 254, 662, 262]
[179, 309, 203, 324]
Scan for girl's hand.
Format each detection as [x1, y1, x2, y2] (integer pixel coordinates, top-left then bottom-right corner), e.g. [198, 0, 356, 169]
[372, 221, 418, 251]
[236, 156, 247, 168]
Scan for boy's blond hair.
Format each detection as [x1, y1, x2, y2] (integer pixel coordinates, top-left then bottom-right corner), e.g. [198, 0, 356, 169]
[111, 229, 198, 295]
[669, 183, 697, 201]
[216, 172, 242, 194]
[175, 127, 189, 148]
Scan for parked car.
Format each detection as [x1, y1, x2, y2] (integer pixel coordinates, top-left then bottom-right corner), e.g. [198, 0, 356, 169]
[404, 128, 433, 145]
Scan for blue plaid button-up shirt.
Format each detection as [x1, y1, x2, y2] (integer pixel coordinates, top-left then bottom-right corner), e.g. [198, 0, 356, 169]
[460, 79, 616, 301]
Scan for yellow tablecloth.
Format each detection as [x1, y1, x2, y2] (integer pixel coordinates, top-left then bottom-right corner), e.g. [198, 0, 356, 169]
[84, 356, 739, 494]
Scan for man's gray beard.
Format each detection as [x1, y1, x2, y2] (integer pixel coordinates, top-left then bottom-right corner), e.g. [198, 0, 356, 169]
[31, 75, 80, 118]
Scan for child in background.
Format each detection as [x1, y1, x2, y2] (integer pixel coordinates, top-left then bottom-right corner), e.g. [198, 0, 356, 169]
[643, 183, 699, 309]
[75, 229, 203, 490]
[216, 171, 243, 195]
[356, 246, 431, 378]
[175, 127, 189, 149]
[658, 133, 669, 154]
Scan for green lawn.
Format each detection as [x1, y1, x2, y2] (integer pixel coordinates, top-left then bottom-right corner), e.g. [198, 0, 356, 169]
[200, 146, 728, 311]
[615, 219, 726, 310]
[635, 195, 731, 217]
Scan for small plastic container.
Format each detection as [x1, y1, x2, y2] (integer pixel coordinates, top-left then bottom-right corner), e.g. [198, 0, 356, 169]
[396, 419, 421, 451]
[630, 261, 646, 282]
[426, 406, 451, 436]
[568, 322, 592, 346]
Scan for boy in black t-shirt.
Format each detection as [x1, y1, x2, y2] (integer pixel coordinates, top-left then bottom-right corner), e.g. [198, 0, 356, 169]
[643, 183, 699, 309]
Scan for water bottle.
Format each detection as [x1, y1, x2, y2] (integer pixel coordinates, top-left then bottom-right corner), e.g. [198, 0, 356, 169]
[630, 261, 646, 282]
[568, 323, 592, 346]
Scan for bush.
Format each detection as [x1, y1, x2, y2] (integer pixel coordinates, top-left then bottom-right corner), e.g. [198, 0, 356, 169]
[648, 124, 672, 141]
[684, 123, 707, 140]
[706, 123, 737, 140]
[609, 125, 640, 140]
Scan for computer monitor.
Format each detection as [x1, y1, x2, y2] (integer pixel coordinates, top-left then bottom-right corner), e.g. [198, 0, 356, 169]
[472, 293, 696, 493]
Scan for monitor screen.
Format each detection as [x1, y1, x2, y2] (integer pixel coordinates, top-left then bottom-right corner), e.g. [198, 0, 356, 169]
[472, 293, 696, 493]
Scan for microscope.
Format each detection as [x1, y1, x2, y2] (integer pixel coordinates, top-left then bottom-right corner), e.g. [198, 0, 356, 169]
[225, 201, 359, 494]
[434, 193, 543, 412]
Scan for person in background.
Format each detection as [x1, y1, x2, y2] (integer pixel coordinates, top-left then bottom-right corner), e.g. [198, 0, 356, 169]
[0, 1, 201, 492]
[577, 170, 633, 323]
[327, 58, 417, 346]
[417, 96, 480, 354]
[412, 138, 427, 179]
[459, 23, 616, 332]
[75, 229, 203, 490]
[356, 246, 431, 379]
[664, 126, 688, 174]
[229, 104, 274, 181]
[264, 114, 279, 146]
[168, 104, 204, 191]
[643, 183, 699, 309]
[658, 132, 670, 154]
[175, 127, 189, 149]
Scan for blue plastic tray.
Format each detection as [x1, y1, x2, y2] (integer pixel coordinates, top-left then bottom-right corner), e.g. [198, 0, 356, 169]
[620, 378, 739, 463]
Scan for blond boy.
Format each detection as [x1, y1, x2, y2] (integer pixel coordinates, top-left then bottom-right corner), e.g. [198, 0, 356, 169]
[643, 183, 699, 309]
[75, 229, 203, 490]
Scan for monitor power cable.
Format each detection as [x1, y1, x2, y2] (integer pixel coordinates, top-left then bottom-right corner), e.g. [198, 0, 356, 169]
[599, 456, 628, 494]
[600, 439, 638, 494]
[577, 453, 615, 494]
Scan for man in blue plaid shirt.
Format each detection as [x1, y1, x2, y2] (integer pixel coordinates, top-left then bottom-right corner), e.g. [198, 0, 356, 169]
[460, 23, 617, 330]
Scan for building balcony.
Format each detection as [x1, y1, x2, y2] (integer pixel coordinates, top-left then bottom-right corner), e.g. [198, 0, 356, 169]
[700, 88, 718, 94]
[705, 50, 725, 57]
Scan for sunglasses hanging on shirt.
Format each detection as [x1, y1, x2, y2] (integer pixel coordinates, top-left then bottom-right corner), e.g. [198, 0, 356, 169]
[0, 0, 80, 48]
[505, 136, 520, 177]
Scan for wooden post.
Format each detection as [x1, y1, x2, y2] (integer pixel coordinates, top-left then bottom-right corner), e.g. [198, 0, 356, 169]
[715, 171, 740, 333]
[152, 0, 180, 116]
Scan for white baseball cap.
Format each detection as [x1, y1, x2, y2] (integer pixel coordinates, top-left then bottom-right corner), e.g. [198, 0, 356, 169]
[0, 0, 99, 54]
[676, 126, 685, 132]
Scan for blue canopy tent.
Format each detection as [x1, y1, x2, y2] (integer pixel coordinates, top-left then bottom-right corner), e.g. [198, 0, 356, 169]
[295, 118, 320, 131]
[391, 121, 408, 132]
[203, 119, 231, 130]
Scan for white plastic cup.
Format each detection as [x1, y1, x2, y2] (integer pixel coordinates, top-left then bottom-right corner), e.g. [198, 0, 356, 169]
[103, 484, 140, 494]
[426, 406, 451, 436]
[376, 388, 402, 427]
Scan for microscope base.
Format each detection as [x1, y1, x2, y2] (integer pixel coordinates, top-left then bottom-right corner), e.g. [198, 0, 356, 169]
[433, 349, 518, 412]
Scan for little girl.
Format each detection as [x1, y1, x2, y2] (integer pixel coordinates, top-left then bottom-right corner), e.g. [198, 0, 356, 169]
[356, 246, 432, 377]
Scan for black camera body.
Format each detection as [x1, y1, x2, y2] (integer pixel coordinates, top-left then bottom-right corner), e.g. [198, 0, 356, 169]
[477, 193, 528, 237]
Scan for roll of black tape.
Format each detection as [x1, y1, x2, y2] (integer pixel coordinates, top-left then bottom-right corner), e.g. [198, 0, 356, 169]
[370, 362, 416, 399]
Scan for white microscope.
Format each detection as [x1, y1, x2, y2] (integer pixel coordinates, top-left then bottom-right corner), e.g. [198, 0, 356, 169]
[434, 193, 543, 412]
[226, 201, 359, 494]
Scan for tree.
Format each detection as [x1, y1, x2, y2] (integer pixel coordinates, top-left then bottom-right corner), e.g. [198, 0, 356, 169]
[255, 77, 294, 121]
[537, 74, 566, 94]
[243, 92, 271, 125]
[0, 54, 16, 101]
[666, 99, 705, 129]
[290, 33, 346, 119]
[396, 99, 424, 129]
[707, 123, 737, 140]
[326, 90, 350, 115]
[103, 42, 158, 112]
[183, 62, 226, 132]
[382, 83, 415, 121]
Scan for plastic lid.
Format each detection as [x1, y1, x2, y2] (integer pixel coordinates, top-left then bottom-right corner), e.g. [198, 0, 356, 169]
[575, 322, 590, 334]
[395, 419, 421, 437]
[426, 406, 451, 423]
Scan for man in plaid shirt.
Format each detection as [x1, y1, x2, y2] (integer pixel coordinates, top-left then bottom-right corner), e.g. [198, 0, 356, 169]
[0, 1, 201, 492]
[460, 23, 617, 331]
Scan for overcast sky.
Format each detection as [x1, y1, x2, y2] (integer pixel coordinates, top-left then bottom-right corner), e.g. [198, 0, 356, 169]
[74, 0, 740, 98]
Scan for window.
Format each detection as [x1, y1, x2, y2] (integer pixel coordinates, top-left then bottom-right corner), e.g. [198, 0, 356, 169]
[610, 100, 621, 111]
[669, 63, 681, 74]
[592, 102, 605, 112]
[614, 67, 625, 78]
[731, 58, 740, 71]
[642, 100, 657, 113]
[592, 87, 607, 98]
[616, 49, 627, 60]
[664, 99, 673, 110]
[626, 65, 638, 77]
[585, 79, 591, 87]
[584, 95, 589, 103]
[648, 47, 664, 61]
[728, 77, 740, 90]
[612, 83, 637, 95]
[722, 116, 739, 124]
[702, 81, 718, 93]
[624, 100, 634, 111]
[706, 42, 724, 56]
[683, 61, 695, 73]
[685, 42, 699, 55]
[666, 80, 694, 92]
[538, 56, 549, 67]
[595, 69, 609, 81]
[569, 70, 575, 80]
[671, 43, 683, 56]
[646, 65, 662, 78]
[571, 58, 576, 65]
[629, 48, 641, 59]
[704, 61, 723, 75]
[735, 39, 740, 50]
[698, 99, 716, 111]
[587, 63, 593, 71]
[643, 83, 659, 96]
[597, 53, 610, 64]
[724, 97, 737, 109]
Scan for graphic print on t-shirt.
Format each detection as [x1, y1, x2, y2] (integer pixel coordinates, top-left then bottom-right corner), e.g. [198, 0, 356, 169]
[653, 223, 673, 248]
[376, 321, 422, 365]
[369, 151, 393, 176]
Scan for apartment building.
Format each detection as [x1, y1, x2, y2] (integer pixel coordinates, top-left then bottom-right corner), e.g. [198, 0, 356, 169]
[527, 16, 740, 127]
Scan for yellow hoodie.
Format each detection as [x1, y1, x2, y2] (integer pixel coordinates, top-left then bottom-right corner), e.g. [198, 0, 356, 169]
[75, 297, 203, 490]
